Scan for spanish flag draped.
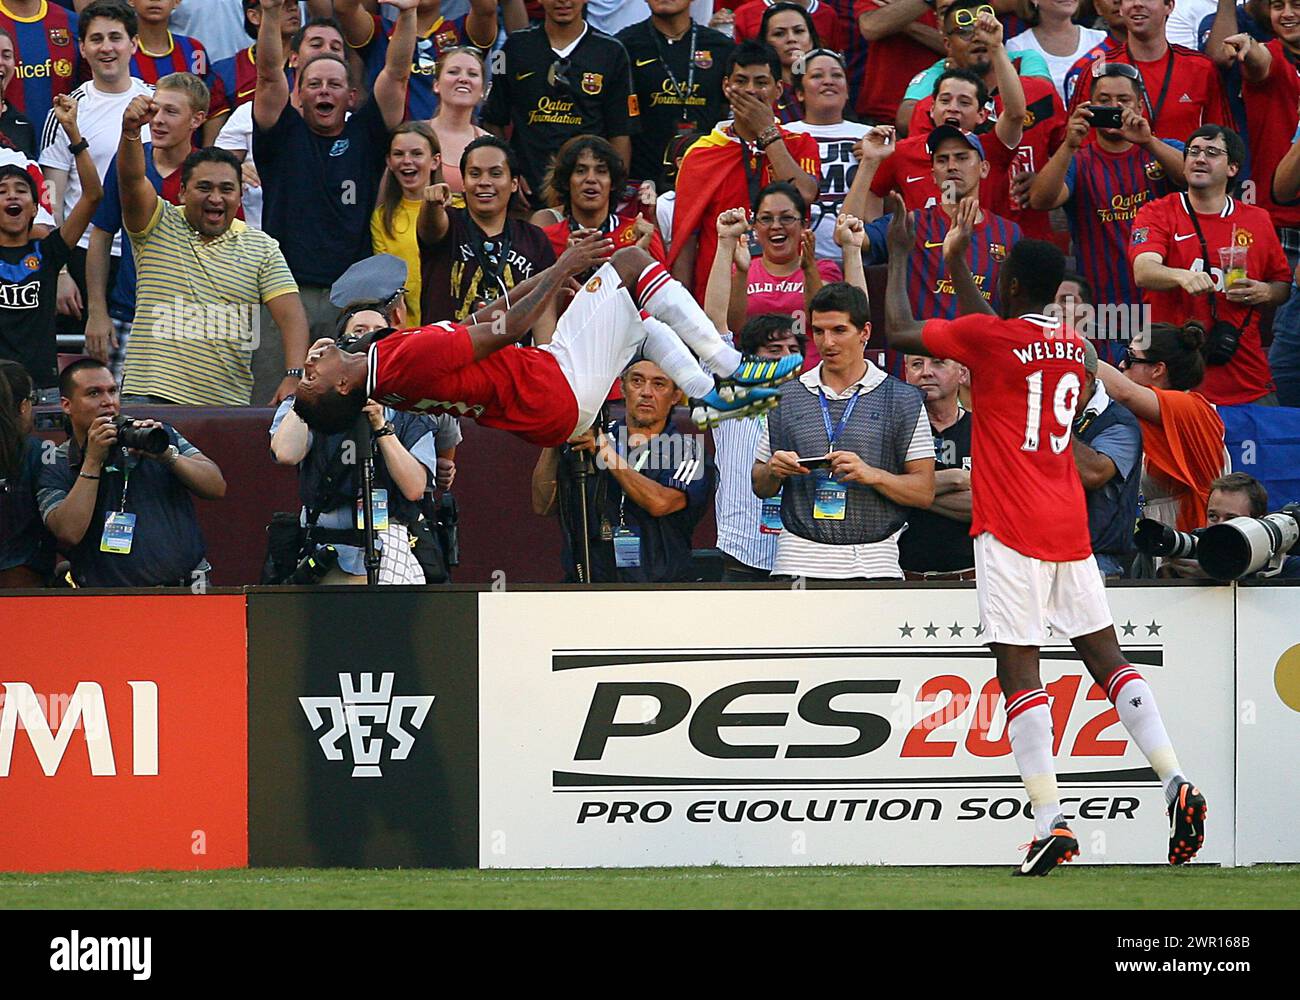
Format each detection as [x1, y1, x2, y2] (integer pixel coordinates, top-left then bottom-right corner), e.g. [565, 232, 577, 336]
[666, 122, 821, 299]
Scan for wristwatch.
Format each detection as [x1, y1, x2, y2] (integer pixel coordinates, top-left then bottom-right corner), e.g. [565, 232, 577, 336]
[285, 368, 304, 378]
[161, 445, 180, 466]
[375, 422, 396, 439]
[755, 125, 783, 151]
[68, 138, 90, 156]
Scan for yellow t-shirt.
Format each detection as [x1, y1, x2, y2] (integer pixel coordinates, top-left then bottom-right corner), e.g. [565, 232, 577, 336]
[124, 200, 298, 405]
[370, 197, 422, 326]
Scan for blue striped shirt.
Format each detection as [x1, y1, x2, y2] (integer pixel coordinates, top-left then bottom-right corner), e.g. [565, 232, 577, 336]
[712, 410, 777, 572]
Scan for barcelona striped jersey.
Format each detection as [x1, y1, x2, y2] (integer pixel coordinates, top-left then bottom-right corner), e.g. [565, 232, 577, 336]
[355, 11, 494, 121]
[129, 31, 226, 116]
[210, 45, 295, 116]
[0, 0, 79, 128]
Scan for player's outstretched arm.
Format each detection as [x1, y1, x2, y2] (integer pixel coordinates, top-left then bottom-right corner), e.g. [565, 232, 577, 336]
[461, 232, 615, 358]
[882, 194, 928, 355]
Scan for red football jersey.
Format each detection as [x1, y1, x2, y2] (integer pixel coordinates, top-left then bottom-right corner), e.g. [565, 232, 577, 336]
[921, 313, 1093, 562]
[542, 212, 667, 263]
[1128, 193, 1288, 405]
[1066, 44, 1229, 153]
[1242, 40, 1300, 228]
[368, 323, 579, 447]
[852, 0, 940, 121]
[910, 73, 1065, 240]
[869, 131, 1013, 213]
[733, 0, 848, 50]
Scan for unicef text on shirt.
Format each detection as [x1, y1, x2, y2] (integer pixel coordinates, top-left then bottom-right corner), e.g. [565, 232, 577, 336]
[149, 297, 261, 349]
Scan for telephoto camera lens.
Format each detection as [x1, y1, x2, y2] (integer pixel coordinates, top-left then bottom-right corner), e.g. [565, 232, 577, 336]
[113, 416, 170, 454]
[1133, 518, 1201, 559]
[1197, 506, 1300, 580]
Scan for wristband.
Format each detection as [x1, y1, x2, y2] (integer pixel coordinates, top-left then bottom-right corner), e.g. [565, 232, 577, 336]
[755, 125, 782, 151]
[78, 471, 101, 480]
[122, 130, 142, 142]
[374, 423, 396, 439]
[68, 138, 90, 156]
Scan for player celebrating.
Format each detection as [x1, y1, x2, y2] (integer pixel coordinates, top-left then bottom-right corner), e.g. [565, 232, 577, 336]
[292, 238, 802, 442]
[881, 191, 1207, 875]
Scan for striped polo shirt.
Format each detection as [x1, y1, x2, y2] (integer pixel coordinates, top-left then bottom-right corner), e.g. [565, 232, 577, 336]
[124, 199, 297, 405]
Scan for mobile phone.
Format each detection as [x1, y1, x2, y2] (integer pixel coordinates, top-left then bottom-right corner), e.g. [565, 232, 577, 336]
[797, 454, 833, 470]
[1086, 106, 1124, 130]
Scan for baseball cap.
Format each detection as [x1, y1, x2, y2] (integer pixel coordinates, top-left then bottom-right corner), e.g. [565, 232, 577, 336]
[926, 124, 985, 161]
[329, 253, 408, 311]
[1080, 337, 1099, 376]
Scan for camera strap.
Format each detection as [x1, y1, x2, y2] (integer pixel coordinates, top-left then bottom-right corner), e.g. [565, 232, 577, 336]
[304, 431, 367, 542]
[1180, 193, 1253, 331]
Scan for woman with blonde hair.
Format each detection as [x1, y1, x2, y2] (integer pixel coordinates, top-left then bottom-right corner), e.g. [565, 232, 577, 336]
[371, 121, 442, 326]
[429, 47, 489, 195]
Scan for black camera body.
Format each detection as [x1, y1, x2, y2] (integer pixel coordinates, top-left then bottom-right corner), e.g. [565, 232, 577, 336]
[113, 416, 169, 455]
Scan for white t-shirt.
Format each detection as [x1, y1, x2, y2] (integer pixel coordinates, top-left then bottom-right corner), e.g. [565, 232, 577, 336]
[169, 0, 308, 64]
[586, 0, 715, 36]
[214, 101, 262, 230]
[1166, 0, 1216, 49]
[39, 79, 155, 254]
[784, 119, 871, 263]
[656, 189, 677, 247]
[1006, 26, 1109, 101]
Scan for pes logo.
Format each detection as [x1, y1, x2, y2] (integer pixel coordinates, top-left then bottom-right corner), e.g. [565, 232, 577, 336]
[300, 673, 434, 778]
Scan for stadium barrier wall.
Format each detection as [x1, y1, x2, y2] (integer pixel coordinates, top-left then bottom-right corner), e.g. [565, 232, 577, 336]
[0, 595, 248, 873]
[478, 586, 1238, 868]
[1234, 583, 1300, 864]
[2, 583, 1297, 871]
[246, 589, 480, 868]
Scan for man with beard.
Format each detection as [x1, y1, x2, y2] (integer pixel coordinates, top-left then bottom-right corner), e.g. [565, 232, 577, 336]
[253, 0, 416, 341]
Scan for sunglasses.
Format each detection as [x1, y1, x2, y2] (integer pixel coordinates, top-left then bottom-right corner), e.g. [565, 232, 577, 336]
[1093, 62, 1141, 81]
[548, 57, 572, 91]
[948, 4, 996, 34]
[1121, 347, 1158, 368]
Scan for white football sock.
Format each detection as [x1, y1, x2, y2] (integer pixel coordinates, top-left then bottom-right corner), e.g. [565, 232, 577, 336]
[640, 316, 716, 398]
[634, 261, 742, 376]
[1006, 688, 1061, 840]
[1105, 666, 1185, 805]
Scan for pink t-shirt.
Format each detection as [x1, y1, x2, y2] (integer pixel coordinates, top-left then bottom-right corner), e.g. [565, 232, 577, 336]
[745, 256, 843, 368]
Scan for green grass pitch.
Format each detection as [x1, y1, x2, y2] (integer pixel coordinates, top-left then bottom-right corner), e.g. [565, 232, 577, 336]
[1, 865, 1296, 909]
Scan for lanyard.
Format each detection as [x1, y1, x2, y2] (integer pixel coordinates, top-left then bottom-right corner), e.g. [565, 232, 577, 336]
[617, 444, 652, 526]
[1140, 52, 1177, 130]
[116, 463, 131, 514]
[739, 136, 762, 208]
[467, 215, 512, 298]
[818, 385, 863, 452]
[651, 23, 697, 123]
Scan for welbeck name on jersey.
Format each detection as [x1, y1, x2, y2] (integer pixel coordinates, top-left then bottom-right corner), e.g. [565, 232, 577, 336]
[1013, 338, 1087, 367]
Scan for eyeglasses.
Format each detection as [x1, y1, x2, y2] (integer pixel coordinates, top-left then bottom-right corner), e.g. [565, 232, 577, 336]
[1185, 145, 1228, 161]
[756, 213, 801, 227]
[792, 47, 846, 79]
[547, 57, 571, 91]
[1093, 62, 1141, 81]
[947, 4, 995, 34]
[1121, 347, 1158, 369]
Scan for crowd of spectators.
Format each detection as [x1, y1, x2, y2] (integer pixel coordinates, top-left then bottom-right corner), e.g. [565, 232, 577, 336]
[0, 0, 1299, 587]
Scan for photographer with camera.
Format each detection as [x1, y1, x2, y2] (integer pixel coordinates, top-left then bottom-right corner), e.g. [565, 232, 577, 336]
[1096, 321, 1227, 544]
[1128, 125, 1290, 406]
[1142, 472, 1300, 579]
[0, 360, 55, 588]
[36, 358, 226, 588]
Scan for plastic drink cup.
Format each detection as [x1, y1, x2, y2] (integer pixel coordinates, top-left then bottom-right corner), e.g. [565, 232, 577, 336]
[1219, 245, 1248, 288]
